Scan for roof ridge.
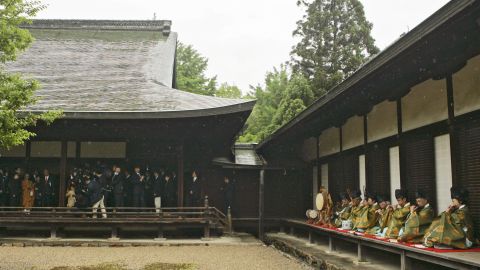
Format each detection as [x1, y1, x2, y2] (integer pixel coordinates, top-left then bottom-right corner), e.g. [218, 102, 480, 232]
[25, 19, 171, 35]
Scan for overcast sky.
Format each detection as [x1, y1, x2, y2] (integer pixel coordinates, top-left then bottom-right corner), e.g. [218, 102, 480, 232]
[36, 0, 450, 93]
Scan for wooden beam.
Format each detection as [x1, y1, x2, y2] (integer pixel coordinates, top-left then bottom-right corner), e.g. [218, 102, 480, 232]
[446, 74, 458, 186]
[397, 99, 407, 190]
[25, 141, 31, 171]
[258, 169, 265, 241]
[58, 140, 68, 207]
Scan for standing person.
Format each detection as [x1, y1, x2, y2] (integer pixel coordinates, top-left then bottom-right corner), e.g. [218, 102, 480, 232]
[152, 170, 163, 213]
[131, 166, 145, 208]
[162, 174, 176, 207]
[41, 169, 55, 207]
[87, 170, 107, 218]
[65, 182, 76, 208]
[221, 176, 235, 214]
[111, 166, 125, 208]
[124, 170, 132, 207]
[33, 175, 43, 207]
[8, 173, 22, 207]
[0, 169, 9, 208]
[186, 171, 201, 207]
[21, 173, 35, 211]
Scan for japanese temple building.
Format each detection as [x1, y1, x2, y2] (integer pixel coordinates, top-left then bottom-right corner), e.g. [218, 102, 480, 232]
[0, 19, 255, 208]
[256, 0, 480, 235]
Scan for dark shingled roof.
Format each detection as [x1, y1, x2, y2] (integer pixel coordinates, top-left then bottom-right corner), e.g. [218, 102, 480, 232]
[5, 20, 255, 119]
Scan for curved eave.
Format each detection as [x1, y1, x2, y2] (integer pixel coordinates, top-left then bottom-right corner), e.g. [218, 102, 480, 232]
[23, 100, 256, 119]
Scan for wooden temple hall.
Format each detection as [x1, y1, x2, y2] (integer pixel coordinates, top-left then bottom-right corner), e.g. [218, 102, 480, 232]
[0, 20, 255, 216]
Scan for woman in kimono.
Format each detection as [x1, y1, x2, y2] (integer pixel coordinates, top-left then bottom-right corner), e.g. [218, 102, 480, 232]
[21, 173, 35, 211]
[423, 187, 477, 249]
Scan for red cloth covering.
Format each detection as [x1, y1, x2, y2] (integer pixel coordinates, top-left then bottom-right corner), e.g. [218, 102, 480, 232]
[307, 222, 480, 253]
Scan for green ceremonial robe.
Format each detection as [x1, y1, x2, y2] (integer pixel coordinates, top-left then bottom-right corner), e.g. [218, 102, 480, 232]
[385, 203, 411, 238]
[424, 205, 476, 249]
[348, 205, 364, 229]
[398, 204, 434, 243]
[334, 205, 352, 227]
[366, 208, 391, 235]
[355, 203, 380, 231]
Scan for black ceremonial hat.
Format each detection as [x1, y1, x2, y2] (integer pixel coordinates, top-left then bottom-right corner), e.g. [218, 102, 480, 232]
[415, 190, 427, 199]
[339, 192, 350, 201]
[450, 187, 469, 203]
[365, 192, 377, 201]
[376, 195, 387, 203]
[351, 190, 362, 199]
[394, 189, 407, 199]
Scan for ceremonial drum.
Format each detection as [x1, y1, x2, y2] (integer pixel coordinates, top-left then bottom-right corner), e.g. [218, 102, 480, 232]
[341, 220, 353, 230]
[306, 209, 318, 219]
[316, 193, 325, 211]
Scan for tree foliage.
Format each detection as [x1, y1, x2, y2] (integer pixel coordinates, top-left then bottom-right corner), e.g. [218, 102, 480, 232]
[291, 0, 379, 98]
[175, 42, 218, 96]
[215, 82, 242, 99]
[0, 0, 62, 149]
[240, 0, 378, 142]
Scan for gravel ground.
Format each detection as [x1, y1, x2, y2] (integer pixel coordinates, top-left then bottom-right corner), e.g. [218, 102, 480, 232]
[0, 246, 313, 270]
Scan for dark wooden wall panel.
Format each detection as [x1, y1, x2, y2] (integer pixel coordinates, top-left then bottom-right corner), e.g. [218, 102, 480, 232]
[402, 134, 436, 206]
[366, 145, 391, 200]
[455, 118, 480, 237]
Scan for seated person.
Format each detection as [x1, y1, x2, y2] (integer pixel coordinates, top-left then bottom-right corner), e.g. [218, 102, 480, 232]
[355, 192, 380, 232]
[384, 189, 410, 239]
[314, 186, 334, 226]
[367, 195, 391, 235]
[345, 190, 363, 230]
[423, 187, 477, 249]
[334, 192, 351, 228]
[398, 190, 434, 243]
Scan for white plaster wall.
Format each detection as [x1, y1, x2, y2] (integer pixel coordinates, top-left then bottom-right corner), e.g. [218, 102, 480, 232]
[402, 79, 448, 132]
[301, 137, 318, 161]
[359, 155, 366, 195]
[81, 142, 126, 158]
[453, 54, 480, 116]
[321, 163, 329, 191]
[0, 144, 26, 157]
[367, 100, 398, 143]
[30, 141, 61, 158]
[389, 146, 401, 204]
[434, 134, 453, 213]
[319, 127, 340, 157]
[67, 142, 76, 158]
[342, 115, 364, 150]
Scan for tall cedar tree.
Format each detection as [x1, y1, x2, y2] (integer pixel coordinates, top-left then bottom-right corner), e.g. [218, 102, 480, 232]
[0, 0, 62, 149]
[291, 0, 379, 98]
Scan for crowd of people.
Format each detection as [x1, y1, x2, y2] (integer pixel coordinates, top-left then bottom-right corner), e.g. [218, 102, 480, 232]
[0, 162, 236, 218]
[309, 186, 477, 249]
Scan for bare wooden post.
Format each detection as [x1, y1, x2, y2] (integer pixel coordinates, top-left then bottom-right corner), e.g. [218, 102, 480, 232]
[204, 196, 209, 208]
[258, 169, 265, 241]
[50, 226, 59, 239]
[400, 251, 411, 270]
[328, 236, 336, 252]
[357, 243, 367, 262]
[176, 145, 184, 207]
[308, 231, 314, 244]
[58, 141, 68, 207]
[227, 206, 233, 234]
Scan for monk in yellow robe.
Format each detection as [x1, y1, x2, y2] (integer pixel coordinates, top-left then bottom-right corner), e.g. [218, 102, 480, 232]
[384, 189, 410, 239]
[334, 193, 351, 227]
[424, 187, 477, 249]
[355, 192, 380, 232]
[345, 190, 362, 230]
[366, 195, 391, 235]
[398, 190, 434, 243]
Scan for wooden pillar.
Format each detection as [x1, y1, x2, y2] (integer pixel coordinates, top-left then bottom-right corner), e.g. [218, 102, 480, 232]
[396, 99, 406, 189]
[446, 74, 458, 186]
[258, 169, 265, 241]
[25, 141, 31, 171]
[177, 145, 184, 207]
[58, 141, 67, 207]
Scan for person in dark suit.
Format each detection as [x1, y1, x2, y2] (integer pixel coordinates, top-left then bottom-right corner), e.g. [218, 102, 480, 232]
[111, 166, 125, 208]
[41, 169, 55, 207]
[87, 170, 106, 218]
[131, 166, 145, 208]
[152, 170, 163, 212]
[124, 170, 132, 207]
[8, 173, 22, 207]
[0, 169, 9, 208]
[221, 176, 235, 214]
[33, 174, 42, 207]
[162, 173, 176, 207]
[186, 171, 201, 207]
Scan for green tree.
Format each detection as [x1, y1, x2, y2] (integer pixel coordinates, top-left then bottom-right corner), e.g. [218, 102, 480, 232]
[291, 0, 379, 98]
[0, 0, 62, 149]
[216, 82, 242, 99]
[175, 42, 218, 96]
